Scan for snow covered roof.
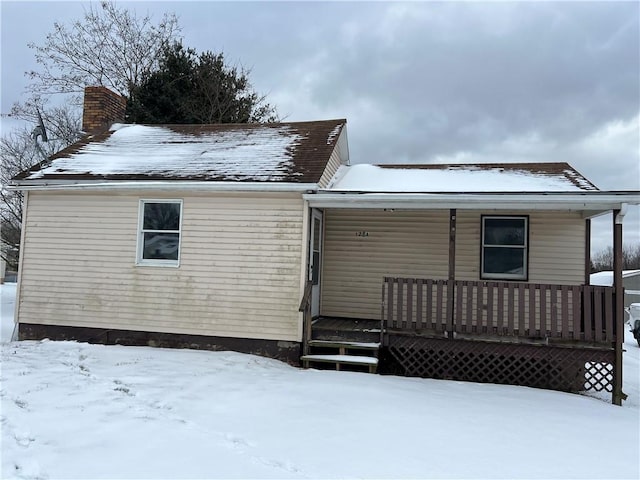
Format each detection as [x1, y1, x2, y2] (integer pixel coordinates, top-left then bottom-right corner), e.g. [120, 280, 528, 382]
[14, 120, 346, 184]
[328, 163, 598, 192]
[590, 270, 640, 286]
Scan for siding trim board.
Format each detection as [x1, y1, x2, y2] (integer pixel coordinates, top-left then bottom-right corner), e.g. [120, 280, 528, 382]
[13, 190, 29, 337]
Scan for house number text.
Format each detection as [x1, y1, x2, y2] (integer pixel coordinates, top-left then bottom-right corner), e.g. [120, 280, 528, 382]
[356, 231, 369, 237]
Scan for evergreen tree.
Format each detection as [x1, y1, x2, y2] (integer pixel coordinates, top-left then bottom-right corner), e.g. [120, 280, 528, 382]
[126, 43, 277, 124]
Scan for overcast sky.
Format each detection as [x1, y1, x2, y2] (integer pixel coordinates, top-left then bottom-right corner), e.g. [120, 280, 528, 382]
[1, 1, 639, 253]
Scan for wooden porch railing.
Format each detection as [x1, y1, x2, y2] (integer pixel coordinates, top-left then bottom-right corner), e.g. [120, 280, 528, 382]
[382, 277, 617, 344]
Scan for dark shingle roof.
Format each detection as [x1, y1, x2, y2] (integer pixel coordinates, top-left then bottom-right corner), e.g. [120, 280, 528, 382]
[326, 162, 600, 192]
[14, 120, 346, 184]
[375, 162, 598, 190]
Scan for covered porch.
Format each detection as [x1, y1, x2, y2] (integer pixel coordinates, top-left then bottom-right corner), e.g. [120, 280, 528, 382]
[299, 164, 638, 404]
[303, 275, 619, 396]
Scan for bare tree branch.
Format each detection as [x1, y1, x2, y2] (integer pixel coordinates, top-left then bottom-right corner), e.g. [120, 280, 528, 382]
[1, 108, 81, 270]
[2, 2, 182, 271]
[591, 244, 640, 272]
[26, 1, 181, 97]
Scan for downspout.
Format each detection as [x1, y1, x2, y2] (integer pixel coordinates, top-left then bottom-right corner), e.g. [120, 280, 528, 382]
[612, 205, 628, 405]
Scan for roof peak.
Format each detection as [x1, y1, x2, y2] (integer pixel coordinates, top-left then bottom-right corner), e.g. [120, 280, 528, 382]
[117, 118, 347, 129]
[375, 162, 571, 169]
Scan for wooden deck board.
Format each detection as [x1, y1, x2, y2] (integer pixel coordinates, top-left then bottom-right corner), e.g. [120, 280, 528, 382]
[301, 354, 379, 366]
[312, 317, 380, 332]
[308, 340, 380, 350]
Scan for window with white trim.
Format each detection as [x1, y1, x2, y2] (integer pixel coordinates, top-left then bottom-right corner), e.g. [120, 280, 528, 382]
[137, 200, 182, 266]
[481, 216, 528, 280]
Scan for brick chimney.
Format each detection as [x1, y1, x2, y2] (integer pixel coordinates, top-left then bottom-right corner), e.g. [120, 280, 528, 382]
[82, 86, 127, 134]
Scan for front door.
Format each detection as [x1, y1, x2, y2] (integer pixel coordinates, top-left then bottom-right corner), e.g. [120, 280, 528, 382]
[309, 209, 323, 317]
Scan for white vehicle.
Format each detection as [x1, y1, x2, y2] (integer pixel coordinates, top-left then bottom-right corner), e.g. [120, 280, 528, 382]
[626, 303, 640, 347]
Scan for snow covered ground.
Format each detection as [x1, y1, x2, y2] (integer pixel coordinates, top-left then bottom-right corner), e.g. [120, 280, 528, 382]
[1, 283, 639, 479]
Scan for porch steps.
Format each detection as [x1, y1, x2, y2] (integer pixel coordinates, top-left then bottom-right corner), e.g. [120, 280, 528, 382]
[301, 354, 378, 373]
[308, 340, 380, 350]
[302, 338, 380, 373]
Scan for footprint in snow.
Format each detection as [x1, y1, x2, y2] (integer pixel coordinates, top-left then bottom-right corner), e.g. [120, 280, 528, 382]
[113, 385, 134, 396]
[14, 431, 35, 447]
[253, 456, 301, 474]
[225, 433, 254, 449]
[12, 460, 47, 480]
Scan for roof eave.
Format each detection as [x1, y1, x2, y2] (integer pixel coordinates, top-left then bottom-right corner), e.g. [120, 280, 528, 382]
[10, 180, 319, 193]
[304, 191, 640, 212]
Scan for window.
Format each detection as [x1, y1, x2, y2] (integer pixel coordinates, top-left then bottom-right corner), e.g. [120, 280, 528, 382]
[137, 200, 182, 266]
[481, 216, 528, 280]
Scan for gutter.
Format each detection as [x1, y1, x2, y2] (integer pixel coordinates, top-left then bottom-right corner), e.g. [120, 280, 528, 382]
[9, 181, 319, 193]
[303, 191, 640, 210]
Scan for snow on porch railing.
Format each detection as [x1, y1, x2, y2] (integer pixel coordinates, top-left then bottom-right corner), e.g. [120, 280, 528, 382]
[382, 277, 617, 344]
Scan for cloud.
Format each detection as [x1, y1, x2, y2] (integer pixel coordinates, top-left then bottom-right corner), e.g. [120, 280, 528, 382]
[180, 2, 636, 220]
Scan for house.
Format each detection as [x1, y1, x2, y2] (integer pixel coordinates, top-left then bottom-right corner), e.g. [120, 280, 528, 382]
[10, 87, 640, 404]
[591, 270, 640, 310]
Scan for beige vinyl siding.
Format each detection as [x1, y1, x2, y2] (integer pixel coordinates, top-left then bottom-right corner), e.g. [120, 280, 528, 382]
[455, 211, 585, 284]
[318, 148, 343, 188]
[321, 209, 585, 320]
[18, 192, 304, 341]
[321, 209, 449, 319]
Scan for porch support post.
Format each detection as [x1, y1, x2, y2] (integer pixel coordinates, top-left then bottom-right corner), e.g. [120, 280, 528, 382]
[612, 208, 626, 405]
[447, 209, 457, 335]
[584, 218, 591, 285]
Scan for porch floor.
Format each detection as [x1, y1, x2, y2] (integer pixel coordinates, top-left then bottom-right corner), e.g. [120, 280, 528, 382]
[311, 317, 381, 343]
[306, 316, 616, 393]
